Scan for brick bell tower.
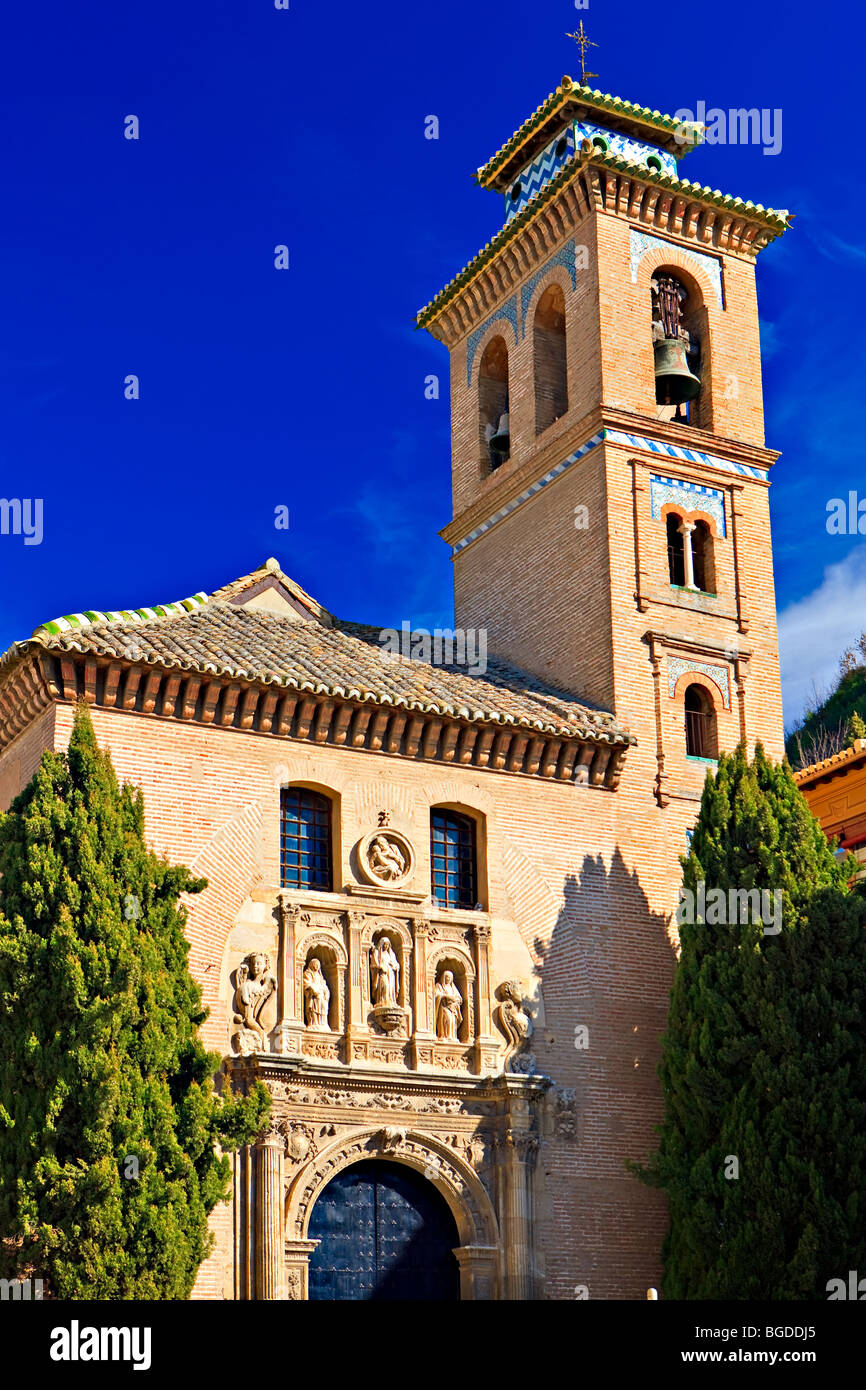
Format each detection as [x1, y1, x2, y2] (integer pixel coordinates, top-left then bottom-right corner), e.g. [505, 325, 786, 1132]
[418, 72, 789, 814]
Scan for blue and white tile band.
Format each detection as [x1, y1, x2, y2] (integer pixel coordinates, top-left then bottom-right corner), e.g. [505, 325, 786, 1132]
[505, 127, 576, 223]
[451, 429, 768, 557]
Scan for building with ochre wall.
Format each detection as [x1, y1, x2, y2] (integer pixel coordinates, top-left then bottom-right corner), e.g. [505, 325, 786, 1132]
[0, 71, 790, 1300]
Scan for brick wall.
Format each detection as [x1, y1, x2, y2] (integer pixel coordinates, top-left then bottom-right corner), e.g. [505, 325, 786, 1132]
[37, 694, 675, 1298]
[0, 704, 56, 811]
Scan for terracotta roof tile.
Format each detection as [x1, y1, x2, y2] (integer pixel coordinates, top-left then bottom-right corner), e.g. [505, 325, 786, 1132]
[16, 602, 629, 743]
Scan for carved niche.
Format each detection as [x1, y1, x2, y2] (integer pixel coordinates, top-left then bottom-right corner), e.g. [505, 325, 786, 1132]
[295, 929, 347, 1035]
[427, 945, 475, 1044]
[361, 917, 412, 1037]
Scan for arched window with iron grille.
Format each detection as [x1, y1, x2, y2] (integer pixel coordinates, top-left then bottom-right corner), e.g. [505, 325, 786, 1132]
[280, 786, 333, 891]
[684, 684, 717, 760]
[430, 809, 477, 909]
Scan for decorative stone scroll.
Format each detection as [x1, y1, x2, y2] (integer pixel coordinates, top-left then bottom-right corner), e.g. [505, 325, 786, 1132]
[494, 980, 535, 1074]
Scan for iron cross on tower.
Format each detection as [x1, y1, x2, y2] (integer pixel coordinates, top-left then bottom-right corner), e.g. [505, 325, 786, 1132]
[565, 21, 598, 87]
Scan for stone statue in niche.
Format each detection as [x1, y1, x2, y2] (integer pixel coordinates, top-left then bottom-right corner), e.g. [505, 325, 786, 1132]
[303, 957, 331, 1031]
[434, 970, 463, 1041]
[231, 952, 276, 1056]
[370, 936, 400, 1007]
[368, 834, 407, 881]
[494, 979, 535, 1073]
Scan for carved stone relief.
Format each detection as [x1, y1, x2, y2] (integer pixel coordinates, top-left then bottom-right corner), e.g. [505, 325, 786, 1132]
[356, 828, 416, 890]
[434, 969, 464, 1040]
[302, 958, 330, 1031]
[284, 1123, 318, 1164]
[494, 979, 536, 1073]
[231, 952, 276, 1056]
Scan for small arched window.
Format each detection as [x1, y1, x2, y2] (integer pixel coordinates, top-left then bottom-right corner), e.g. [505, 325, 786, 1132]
[478, 336, 510, 470]
[430, 809, 477, 909]
[684, 685, 717, 760]
[280, 786, 333, 891]
[691, 520, 715, 593]
[534, 283, 568, 434]
[667, 513, 686, 586]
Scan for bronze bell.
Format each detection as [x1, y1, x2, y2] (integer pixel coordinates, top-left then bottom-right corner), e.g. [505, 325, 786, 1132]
[654, 338, 701, 405]
[488, 411, 510, 462]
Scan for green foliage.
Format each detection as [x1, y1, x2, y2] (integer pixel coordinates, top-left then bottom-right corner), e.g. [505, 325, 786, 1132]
[0, 705, 269, 1298]
[848, 711, 866, 745]
[786, 665, 866, 768]
[634, 744, 866, 1299]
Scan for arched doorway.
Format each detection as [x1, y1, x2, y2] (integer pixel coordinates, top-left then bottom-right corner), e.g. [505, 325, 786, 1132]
[307, 1159, 460, 1301]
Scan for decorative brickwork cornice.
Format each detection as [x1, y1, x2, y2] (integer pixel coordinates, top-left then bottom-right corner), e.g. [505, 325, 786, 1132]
[0, 652, 55, 749]
[418, 151, 790, 339]
[0, 648, 632, 788]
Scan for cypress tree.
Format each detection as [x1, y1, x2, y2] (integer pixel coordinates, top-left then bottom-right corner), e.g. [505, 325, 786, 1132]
[0, 704, 269, 1298]
[635, 743, 866, 1299]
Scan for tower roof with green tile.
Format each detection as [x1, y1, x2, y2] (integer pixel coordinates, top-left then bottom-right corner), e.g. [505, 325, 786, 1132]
[476, 75, 698, 192]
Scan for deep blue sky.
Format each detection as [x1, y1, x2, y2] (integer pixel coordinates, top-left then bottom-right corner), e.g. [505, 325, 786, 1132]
[0, 0, 862, 728]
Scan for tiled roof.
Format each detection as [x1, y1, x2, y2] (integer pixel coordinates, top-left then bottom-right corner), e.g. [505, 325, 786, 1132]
[476, 76, 697, 189]
[417, 147, 790, 330]
[793, 738, 866, 786]
[3, 563, 631, 745]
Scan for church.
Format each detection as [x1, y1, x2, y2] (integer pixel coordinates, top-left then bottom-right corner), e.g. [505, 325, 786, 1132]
[0, 66, 790, 1299]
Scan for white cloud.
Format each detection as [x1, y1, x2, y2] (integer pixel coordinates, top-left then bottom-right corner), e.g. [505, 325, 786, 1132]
[778, 548, 866, 727]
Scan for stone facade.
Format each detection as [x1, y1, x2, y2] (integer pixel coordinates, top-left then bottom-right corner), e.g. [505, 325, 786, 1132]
[0, 72, 790, 1299]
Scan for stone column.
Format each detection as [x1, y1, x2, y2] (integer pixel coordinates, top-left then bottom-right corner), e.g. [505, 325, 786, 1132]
[345, 910, 366, 1063]
[473, 922, 492, 1037]
[256, 1131, 286, 1299]
[274, 895, 299, 1053]
[502, 1131, 538, 1300]
[472, 921, 493, 1074]
[412, 919, 429, 1032]
[679, 519, 697, 590]
[410, 918, 433, 1068]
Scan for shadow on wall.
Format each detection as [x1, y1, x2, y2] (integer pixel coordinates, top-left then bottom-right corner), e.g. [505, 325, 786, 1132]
[530, 847, 678, 1299]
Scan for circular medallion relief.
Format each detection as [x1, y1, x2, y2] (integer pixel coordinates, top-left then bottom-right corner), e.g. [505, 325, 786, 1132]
[357, 829, 415, 889]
